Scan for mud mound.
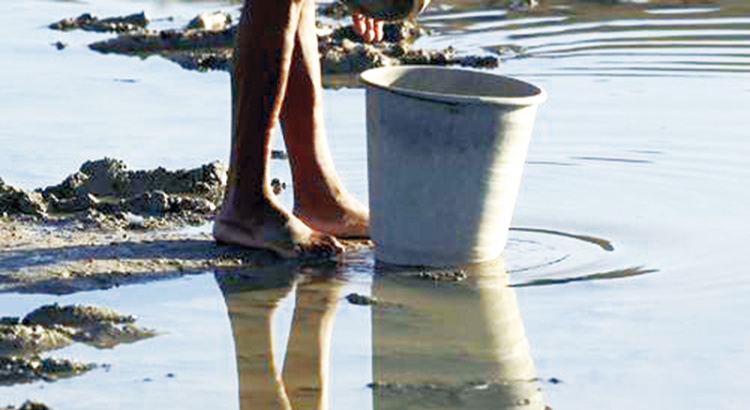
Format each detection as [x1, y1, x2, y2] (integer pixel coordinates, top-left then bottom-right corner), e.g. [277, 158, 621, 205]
[51, 8, 503, 76]
[1, 159, 226, 227]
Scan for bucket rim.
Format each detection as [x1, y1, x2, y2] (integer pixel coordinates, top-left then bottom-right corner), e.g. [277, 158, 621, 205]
[359, 65, 547, 107]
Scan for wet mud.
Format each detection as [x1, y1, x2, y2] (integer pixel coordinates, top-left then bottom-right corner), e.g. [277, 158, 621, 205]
[51, 4, 501, 76]
[0, 218, 283, 295]
[0, 161, 370, 295]
[345, 292, 378, 306]
[0, 159, 264, 293]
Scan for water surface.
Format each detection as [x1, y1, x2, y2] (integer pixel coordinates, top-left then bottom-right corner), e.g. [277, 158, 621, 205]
[1, 0, 750, 409]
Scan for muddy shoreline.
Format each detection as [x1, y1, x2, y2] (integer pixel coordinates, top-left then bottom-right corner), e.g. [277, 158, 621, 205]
[0, 158, 372, 295]
[48, 2, 508, 78]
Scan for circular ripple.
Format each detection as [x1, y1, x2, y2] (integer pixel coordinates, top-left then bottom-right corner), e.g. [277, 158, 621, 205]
[504, 227, 654, 287]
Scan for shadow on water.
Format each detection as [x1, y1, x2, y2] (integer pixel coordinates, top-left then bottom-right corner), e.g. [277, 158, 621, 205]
[215, 257, 548, 410]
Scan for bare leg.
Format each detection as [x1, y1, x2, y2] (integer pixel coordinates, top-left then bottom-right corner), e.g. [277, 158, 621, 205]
[213, 0, 343, 258]
[280, 0, 369, 238]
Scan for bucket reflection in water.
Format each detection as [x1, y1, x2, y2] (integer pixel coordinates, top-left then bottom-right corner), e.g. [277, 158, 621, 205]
[372, 257, 545, 410]
[361, 66, 547, 267]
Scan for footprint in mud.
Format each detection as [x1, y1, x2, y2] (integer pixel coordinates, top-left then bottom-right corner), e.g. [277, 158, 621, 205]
[505, 227, 657, 287]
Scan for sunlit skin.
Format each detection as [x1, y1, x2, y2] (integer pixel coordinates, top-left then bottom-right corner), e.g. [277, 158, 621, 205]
[213, 0, 383, 258]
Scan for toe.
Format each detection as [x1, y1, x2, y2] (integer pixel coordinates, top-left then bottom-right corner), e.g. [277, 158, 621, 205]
[302, 234, 344, 259]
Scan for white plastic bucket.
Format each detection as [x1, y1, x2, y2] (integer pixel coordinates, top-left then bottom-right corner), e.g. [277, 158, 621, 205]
[360, 66, 546, 266]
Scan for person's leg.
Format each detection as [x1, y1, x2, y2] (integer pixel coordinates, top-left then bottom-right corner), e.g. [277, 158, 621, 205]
[214, 0, 343, 257]
[280, 0, 369, 238]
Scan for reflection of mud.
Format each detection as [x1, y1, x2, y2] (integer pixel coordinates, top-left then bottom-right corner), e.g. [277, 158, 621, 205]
[0, 323, 72, 357]
[0, 304, 154, 388]
[1, 304, 155, 357]
[0, 356, 93, 386]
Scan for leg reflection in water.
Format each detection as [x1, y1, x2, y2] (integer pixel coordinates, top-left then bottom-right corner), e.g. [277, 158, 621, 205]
[371, 257, 547, 410]
[215, 257, 546, 410]
[215, 263, 341, 410]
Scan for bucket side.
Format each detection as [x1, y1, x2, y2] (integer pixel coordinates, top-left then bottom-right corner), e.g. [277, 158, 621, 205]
[366, 86, 540, 266]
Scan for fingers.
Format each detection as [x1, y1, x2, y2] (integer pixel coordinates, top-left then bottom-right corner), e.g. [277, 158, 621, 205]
[375, 19, 384, 42]
[367, 16, 384, 43]
[353, 12, 367, 40]
[352, 12, 384, 43]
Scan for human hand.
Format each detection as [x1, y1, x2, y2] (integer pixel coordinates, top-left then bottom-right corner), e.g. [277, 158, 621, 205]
[352, 12, 384, 43]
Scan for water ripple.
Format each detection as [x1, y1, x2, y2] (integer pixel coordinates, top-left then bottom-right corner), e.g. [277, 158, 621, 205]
[420, 2, 750, 77]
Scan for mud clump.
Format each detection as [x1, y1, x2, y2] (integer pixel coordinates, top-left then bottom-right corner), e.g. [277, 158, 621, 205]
[0, 178, 47, 218]
[22, 303, 135, 328]
[32, 158, 226, 223]
[2, 401, 55, 410]
[55, 9, 500, 76]
[49, 12, 149, 33]
[2, 158, 226, 223]
[346, 292, 378, 306]
[270, 178, 287, 195]
[416, 268, 467, 282]
[44, 157, 226, 202]
[186, 11, 233, 31]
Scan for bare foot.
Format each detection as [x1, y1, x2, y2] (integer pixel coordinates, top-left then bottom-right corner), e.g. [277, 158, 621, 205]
[213, 197, 344, 259]
[293, 191, 369, 239]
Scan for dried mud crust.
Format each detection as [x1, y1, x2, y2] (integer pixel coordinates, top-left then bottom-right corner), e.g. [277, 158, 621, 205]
[50, 4, 511, 76]
[1, 158, 226, 222]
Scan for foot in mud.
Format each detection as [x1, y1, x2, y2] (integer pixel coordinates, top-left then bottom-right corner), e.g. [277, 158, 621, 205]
[293, 190, 369, 239]
[213, 196, 344, 259]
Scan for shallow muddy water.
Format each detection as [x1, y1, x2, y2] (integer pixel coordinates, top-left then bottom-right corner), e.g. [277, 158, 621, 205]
[2, 0, 750, 409]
